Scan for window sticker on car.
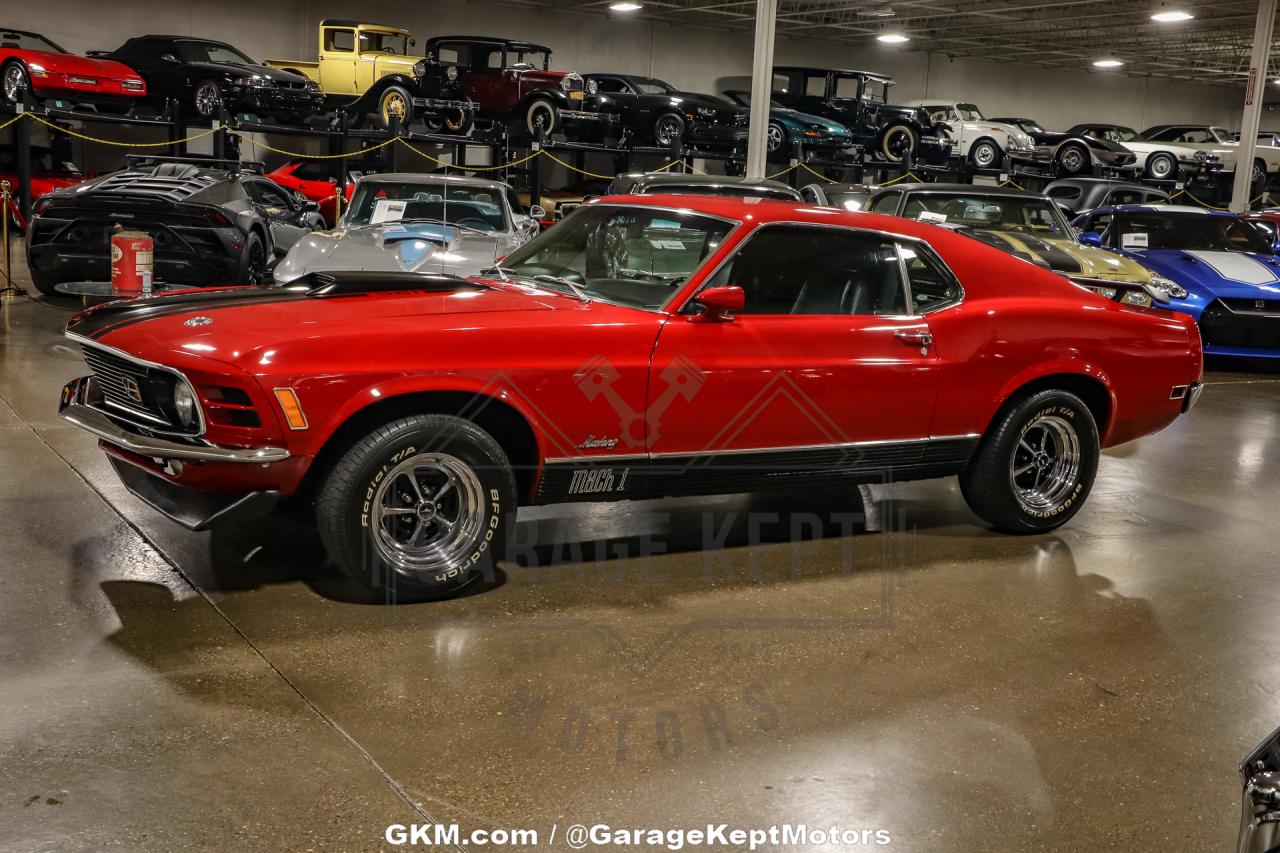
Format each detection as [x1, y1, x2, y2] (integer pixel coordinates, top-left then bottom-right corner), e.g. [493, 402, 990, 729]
[1121, 232, 1149, 249]
[918, 211, 948, 224]
[371, 199, 408, 223]
[648, 239, 690, 250]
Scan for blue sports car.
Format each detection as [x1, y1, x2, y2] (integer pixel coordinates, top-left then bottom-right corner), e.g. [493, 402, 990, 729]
[1073, 204, 1280, 358]
[722, 89, 855, 157]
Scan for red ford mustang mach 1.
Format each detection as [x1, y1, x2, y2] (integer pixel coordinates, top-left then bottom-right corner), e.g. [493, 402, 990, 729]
[58, 196, 1204, 598]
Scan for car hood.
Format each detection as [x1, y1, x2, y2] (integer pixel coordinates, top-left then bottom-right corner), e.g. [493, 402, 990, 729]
[953, 229, 1151, 282]
[1122, 141, 1198, 159]
[1128, 248, 1280, 300]
[67, 277, 589, 371]
[183, 61, 308, 84]
[274, 223, 508, 283]
[774, 108, 851, 134]
[30, 49, 139, 80]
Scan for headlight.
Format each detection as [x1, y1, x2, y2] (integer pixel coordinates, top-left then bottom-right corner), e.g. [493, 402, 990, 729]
[560, 76, 572, 92]
[247, 76, 274, 89]
[1148, 275, 1188, 300]
[173, 381, 200, 429]
[446, 64, 458, 81]
[306, 80, 320, 91]
[587, 79, 598, 95]
[414, 59, 427, 77]
[693, 106, 716, 119]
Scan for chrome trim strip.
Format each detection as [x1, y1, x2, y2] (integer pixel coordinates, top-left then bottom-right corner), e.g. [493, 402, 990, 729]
[60, 403, 289, 464]
[542, 434, 981, 465]
[68, 331, 208, 437]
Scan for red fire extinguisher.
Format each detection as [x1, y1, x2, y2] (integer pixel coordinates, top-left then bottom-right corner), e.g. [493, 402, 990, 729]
[110, 227, 153, 297]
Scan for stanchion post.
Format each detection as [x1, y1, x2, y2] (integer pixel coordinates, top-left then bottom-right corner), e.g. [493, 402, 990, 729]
[1, 180, 12, 297]
[670, 135, 685, 173]
[15, 106, 32, 224]
[788, 140, 803, 189]
[386, 114, 401, 172]
[168, 98, 187, 156]
[331, 111, 348, 223]
[530, 126, 545, 209]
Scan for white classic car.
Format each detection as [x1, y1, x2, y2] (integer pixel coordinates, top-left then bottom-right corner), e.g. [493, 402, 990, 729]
[903, 100, 1037, 168]
[1142, 124, 1280, 186]
[1064, 124, 1220, 181]
[274, 174, 541, 284]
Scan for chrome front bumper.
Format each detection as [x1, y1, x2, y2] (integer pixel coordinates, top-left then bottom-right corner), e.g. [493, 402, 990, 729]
[59, 375, 289, 464]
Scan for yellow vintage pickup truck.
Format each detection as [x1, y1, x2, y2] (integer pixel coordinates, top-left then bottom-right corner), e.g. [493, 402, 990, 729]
[266, 19, 473, 132]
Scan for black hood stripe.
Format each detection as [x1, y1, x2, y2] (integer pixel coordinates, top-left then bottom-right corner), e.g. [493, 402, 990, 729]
[1013, 236, 1085, 274]
[68, 287, 311, 340]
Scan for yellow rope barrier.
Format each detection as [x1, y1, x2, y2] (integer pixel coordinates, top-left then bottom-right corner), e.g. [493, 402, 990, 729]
[27, 113, 223, 147]
[397, 137, 542, 171]
[226, 129, 398, 159]
[799, 161, 837, 184]
[539, 149, 617, 180]
[650, 160, 687, 173]
[764, 162, 798, 180]
[0, 113, 27, 133]
[878, 170, 923, 186]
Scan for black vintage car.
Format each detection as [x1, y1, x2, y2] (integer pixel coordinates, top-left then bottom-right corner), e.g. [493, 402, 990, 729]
[1043, 177, 1171, 217]
[770, 67, 952, 164]
[26, 156, 323, 296]
[584, 74, 746, 149]
[989, 117, 1138, 176]
[93, 36, 323, 123]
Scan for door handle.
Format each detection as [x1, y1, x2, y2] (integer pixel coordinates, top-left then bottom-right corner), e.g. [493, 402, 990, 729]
[894, 329, 934, 347]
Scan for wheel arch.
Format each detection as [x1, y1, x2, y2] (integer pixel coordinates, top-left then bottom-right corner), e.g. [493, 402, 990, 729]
[303, 387, 546, 504]
[518, 90, 569, 112]
[987, 368, 1115, 443]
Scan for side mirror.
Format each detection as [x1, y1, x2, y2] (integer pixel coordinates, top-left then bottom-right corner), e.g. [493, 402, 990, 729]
[1077, 231, 1104, 247]
[528, 204, 547, 219]
[692, 286, 745, 322]
[159, 53, 179, 64]
[409, 37, 417, 47]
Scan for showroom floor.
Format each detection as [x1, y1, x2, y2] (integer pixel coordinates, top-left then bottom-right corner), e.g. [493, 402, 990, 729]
[2, 248, 1278, 852]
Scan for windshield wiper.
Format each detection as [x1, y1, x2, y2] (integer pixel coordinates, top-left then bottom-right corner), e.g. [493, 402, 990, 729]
[479, 264, 513, 283]
[395, 217, 488, 235]
[530, 273, 591, 303]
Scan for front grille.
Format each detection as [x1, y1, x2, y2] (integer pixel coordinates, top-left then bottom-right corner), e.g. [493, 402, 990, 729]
[81, 345, 190, 433]
[1200, 299, 1280, 350]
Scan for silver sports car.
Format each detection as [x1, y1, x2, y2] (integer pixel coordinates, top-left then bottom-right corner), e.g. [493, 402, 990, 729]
[274, 174, 541, 284]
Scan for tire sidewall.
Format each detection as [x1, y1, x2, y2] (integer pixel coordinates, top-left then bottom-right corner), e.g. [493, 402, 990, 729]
[4, 61, 30, 103]
[880, 124, 917, 163]
[338, 420, 513, 598]
[194, 80, 221, 117]
[1147, 153, 1175, 179]
[1059, 145, 1087, 175]
[766, 121, 786, 153]
[238, 231, 266, 285]
[971, 139, 999, 168]
[654, 112, 686, 146]
[526, 99, 558, 136]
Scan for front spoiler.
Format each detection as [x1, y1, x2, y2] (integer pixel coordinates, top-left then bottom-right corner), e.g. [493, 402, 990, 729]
[107, 456, 279, 531]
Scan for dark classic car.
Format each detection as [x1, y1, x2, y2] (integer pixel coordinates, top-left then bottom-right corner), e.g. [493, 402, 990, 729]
[799, 182, 876, 211]
[94, 35, 323, 122]
[605, 172, 803, 201]
[988, 117, 1139, 176]
[26, 156, 322, 295]
[1238, 726, 1280, 853]
[722, 89, 855, 156]
[585, 73, 746, 149]
[425, 35, 606, 138]
[1, 27, 145, 110]
[1043, 177, 1171, 217]
[770, 67, 951, 164]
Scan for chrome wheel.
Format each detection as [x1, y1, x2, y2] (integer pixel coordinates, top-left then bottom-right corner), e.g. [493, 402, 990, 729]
[3, 64, 28, 102]
[194, 81, 221, 117]
[655, 115, 682, 146]
[1009, 414, 1081, 514]
[1253, 160, 1266, 184]
[766, 122, 785, 152]
[370, 452, 486, 579]
[1059, 146, 1086, 174]
[1147, 153, 1175, 179]
[972, 141, 999, 168]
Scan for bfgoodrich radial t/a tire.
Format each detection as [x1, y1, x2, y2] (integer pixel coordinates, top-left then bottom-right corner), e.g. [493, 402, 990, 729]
[959, 389, 1100, 534]
[316, 414, 516, 600]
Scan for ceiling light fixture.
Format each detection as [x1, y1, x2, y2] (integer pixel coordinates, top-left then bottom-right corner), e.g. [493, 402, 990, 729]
[1151, 9, 1194, 22]
[877, 32, 910, 43]
[609, 1, 643, 10]
[1093, 58, 1125, 68]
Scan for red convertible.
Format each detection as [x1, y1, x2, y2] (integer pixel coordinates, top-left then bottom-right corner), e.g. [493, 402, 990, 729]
[58, 196, 1203, 598]
[2, 28, 145, 108]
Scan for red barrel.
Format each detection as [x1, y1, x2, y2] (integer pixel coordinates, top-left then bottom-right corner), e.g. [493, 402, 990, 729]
[110, 230, 153, 296]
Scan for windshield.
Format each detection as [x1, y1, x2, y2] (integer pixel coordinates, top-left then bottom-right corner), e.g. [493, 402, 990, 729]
[494, 205, 734, 310]
[956, 103, 984, 121]
[1089, 126, 1142, 143]
[903, 193, 1071, 236]
[827, 191, 870, 211]
[1111, 212, 1273, 253]
[359, 31, 410, 55]
[639, 183, 796, 201]
[0, 30, 66, 53]
[1209, 126, 1234, 143]
[345, 182, 510, 231]
[175, 40, 255, 65]
[509, 49, 549, 69]
[632, 77, 674, 95]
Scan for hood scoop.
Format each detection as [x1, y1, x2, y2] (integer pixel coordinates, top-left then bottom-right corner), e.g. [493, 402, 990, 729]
[376, 222, 459, 247]
[302, 271, 487, 298]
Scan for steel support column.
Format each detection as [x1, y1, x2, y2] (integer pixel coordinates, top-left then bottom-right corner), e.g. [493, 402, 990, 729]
[745, 0, 778, 179]
[1231, 0, 1277, 212]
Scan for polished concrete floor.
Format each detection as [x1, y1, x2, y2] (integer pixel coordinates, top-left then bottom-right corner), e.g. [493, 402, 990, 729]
[2, 246, 1278, 851]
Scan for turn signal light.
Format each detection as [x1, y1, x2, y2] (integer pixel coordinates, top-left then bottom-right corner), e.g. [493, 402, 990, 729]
[273, 387, 308, 430]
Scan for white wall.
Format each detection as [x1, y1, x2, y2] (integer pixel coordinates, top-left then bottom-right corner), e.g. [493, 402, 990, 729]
[17, 0, 1248, 132]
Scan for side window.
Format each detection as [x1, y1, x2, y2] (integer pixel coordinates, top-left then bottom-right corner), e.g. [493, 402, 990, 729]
[899, 243, 960, 313]
[247, 181, 291, 209]
[833, 77, 860, 99]
[324, 28, 355, 53]
[705, 226, 906, 316]
[1087, 213, 1113, 241]
[594, 77, 626, 94]
[804, 75, 827, 97]
[1108, 189, 1144, 206]
[1046, 185, 1081, 202]
[868, 192, 900, 214]
[485, 50, 504, 69]
[435, 44, 463, 64]
[800, 186, 820, 203]
[1144, 191, 1170, 204]
[771, 73, 794, 94]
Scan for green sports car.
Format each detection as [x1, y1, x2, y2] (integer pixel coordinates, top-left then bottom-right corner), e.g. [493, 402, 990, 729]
[723, 89, 856, 157]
